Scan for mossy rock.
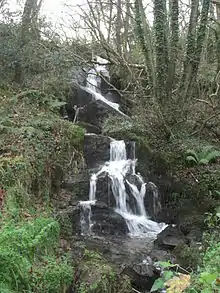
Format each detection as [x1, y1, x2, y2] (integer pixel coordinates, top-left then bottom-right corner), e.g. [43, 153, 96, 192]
[174, 243, 202, 270]
[76, 250, 131, 293]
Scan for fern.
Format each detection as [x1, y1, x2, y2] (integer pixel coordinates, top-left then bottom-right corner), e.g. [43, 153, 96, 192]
[186, 147, 220, 165]
[203, 150, 220, 163]
[0, 217, 70, 293]
[186, 149, 200, 164]
[186, 155, 198, 164]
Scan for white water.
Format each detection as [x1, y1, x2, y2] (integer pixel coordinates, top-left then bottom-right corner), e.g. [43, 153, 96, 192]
[83, 56, 126, 115]
[79, 200, 96, 235]
[80, 139, 167, 237]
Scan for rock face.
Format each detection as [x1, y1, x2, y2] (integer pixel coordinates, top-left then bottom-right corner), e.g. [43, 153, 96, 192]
[84, 134, 111, 168]
[155, 225, 188, 249]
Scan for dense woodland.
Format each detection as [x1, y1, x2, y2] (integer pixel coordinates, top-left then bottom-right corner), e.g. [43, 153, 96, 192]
[0, 0, 220, 292]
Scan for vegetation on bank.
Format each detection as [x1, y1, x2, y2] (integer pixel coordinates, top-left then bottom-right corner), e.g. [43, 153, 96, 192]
[0, 88, 84, 292]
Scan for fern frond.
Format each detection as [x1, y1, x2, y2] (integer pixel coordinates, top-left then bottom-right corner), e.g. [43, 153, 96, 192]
[199, 146, 213, 158]
[186, 155, 198, 164]
[199, 158, 209, 165]
[204, 150, 220, 163]
[186, 149, 199, 162]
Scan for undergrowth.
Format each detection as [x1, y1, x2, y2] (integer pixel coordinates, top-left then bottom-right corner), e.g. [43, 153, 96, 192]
[0, 88, 84, 292]
[0, 217, 73, 293]
[187, 233, 220, 292]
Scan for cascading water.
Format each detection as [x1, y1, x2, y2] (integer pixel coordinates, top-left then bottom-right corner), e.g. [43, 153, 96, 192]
[80, 56, 126, 115]
[80, 139, 166, 237]
[79, 56, 166, 237]
[79, 200, 95, 236]
[79, 175, 97, 235]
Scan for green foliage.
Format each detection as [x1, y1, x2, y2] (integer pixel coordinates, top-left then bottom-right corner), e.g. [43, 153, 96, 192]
[0, 88, 84, 292]
[188, 240, 220, 292]
[151, 271, 174, 292]
[151, 261, 175, 292]
[30, 255, 73, 293]
[0, 217, 73, 293]
[103, 114, 151, 150]
[186, 146, 220, 165]
[0, 17, 89, 97]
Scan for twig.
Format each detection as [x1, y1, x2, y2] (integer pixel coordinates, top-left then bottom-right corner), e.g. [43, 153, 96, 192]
[132, 288, 143, 293]
[190, 111, 220, 136]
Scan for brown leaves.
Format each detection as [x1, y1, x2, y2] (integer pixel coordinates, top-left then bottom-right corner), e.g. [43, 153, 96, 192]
[165, 273, 191, 293]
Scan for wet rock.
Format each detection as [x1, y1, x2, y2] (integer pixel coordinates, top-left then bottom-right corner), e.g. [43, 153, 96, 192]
[155, 225, 188, 250]
[145, 182, 162, 221]
[84, 134, 111, 168]
[121, 261, 160, 291]
[150, 249, 174, 263]
[65, 65, 123, 129]
[91, 205, 128, 235]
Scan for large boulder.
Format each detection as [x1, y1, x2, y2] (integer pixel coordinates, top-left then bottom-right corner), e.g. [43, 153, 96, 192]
[155, 225, 188, 250]
[121, 260, 160, 291]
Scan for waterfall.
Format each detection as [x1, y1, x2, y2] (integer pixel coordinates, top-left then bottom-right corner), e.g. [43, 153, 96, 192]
[78, 56, 166, 237]
[80, 56, 126, 115]
[80, 139, 167, 237]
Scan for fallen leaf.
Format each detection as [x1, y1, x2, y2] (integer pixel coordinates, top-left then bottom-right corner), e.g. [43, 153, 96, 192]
[165, 273, 191, 292]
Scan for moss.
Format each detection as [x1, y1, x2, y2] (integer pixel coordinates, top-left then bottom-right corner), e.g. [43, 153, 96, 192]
[174, 244, 202, 270]
[0, 90, 85, 211]
[56, 213, 73, 239]
[76, 250, 131, 293]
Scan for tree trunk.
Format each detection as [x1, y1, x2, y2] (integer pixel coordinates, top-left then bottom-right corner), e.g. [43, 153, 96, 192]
[193, 0, 211, 75]
[116, 0, 122, 55]
[154, 0, 169, 103]
[134, 0, 156, 94]
[14, 0, 43, 84]
[167, 0, 179, 96]
[180, 0, 199, 103]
